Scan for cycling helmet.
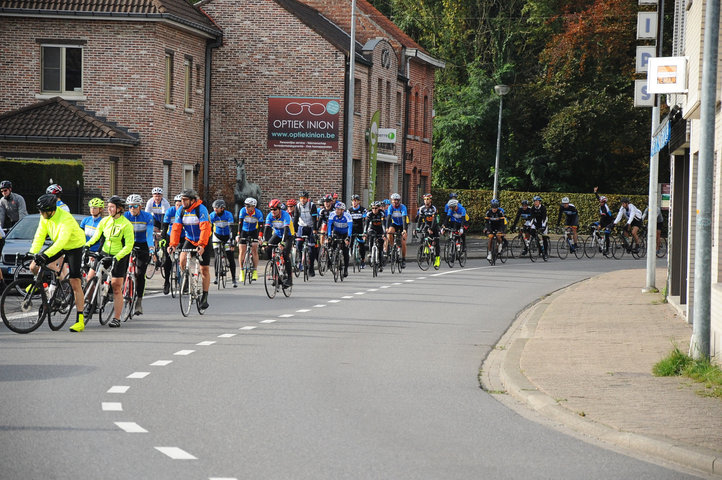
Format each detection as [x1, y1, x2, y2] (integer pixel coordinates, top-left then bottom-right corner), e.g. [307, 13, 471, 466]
[423, 193, 432, 199]
[174, 194, 183, 202]
[244, 197, 257, 207]
[351, 194, 360, 200]
[621, 197, 630, 204]
[180, 189, 198, 199]
[491, 199, 500, 208]
[268, 198, 282, 210]
[521, 199, 529, 206]
[390, 193, 401, 200]
[88, 197, 105, 208]
[599, 196, 607, 203]
[212, 199, 226, 209]
[449, 192, 458, 199]
[36, 194, 58, 212]
[383, 199, 391, 205]
[126, 194, 143, 206]
[46, 184, 62, 195]
[152, 187, 163, 195]
[108, 195, 126, 209]
[286, 199, 297, 207]
[323, 194, 333, 202]
[448, 199, 459, 208]
[300, 190, 309, 198]
[0, 180, 11, 189]
[371, 201, 381, 207]
[335, 202, 346, 210]
[561, 197, 570, 204]
[332, 193, 339, 200]
[533, 195, 542, 202]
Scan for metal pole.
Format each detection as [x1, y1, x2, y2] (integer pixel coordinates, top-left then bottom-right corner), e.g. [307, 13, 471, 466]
[691, 0, 719, 360]
[344, 0, 357, 204]
[645, 107, 659, 291]
[493, 95, 502, 200]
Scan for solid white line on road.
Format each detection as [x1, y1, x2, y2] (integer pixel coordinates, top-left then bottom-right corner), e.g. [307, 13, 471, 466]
[354, 292, 365, 295]
[102, 402, 122, 411]
[196, 341, 216, 346]
[240, 326, 257, 330]
[296, 309, 310, 313]
[218, 333, 237, 338]
[279, 314, 294, 318]
[380, 286, 390, 289]
[404, 279, 414, 282]
[115, 422, 148, 433]
[127, 372, 150, 379]
[392, 282, 402, 285]
[107, 386, 130, 394]
[313, 304, 326, 308]
[367, 288, 378, 292]
[155, 447, 197, 460]
[328, 299, 341, 303]
[260, 320, 276, 324]
[341, 296, 353, 299]
[174, 350, 195, 356]
[150, 360, 173, 366]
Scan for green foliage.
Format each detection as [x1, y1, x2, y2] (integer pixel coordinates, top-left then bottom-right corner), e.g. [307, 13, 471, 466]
[654, 346, 722, 398]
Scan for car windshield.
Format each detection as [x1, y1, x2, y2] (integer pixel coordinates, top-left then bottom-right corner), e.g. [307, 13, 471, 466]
[7, 216, 41, 240]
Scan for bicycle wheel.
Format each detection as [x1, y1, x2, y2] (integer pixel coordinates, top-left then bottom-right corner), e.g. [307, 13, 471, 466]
[1, 280, 46, 333]
[584, 235, 598, 259]
[12, 259, 35, 294]
[444, 239, 455, 268]
[337, 249, 344, 282]
[145, 256, 156, 280]
[318, 247, 328, 276]
[371, 245, 378, 277]
[611, 237, 625, 259]
[499, 239, 508, 264]
[170, 259, 179, 297]
[158, 249, 167, 279]
[390, 247, 398, 274]
[656, 237, 668, 258]
[292, 246, 300, 278]
[510, 236, 522, 259]
[219, 253, 227, 289]
[458, 242, 467, 267]
[632, 237, 646, 259]
[179, 271, 193, 316]
[417, 242, 431, 271]
[48, 280, 73, 331]
[98, 279, 114, 325]
[121, 276, 135, 322]
[489, 237, 497, 265]
[332, 250, 340, 282]
[557, 237, 569, 260]
[83, 277, 99, 321]
[541, 237, 549, 261]
[195, 277, 206, 315]
[264, 260, 277, 299]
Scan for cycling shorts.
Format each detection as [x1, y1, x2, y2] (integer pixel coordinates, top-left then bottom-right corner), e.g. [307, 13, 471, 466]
[387, 223, 405, 233]
[182, 239, 211, 266]
[240, 229, 259, 241]
[47, 246, 83, 279]
[564, 217, 579, 227]
[629, 218, 644, 229]
[111, 255, 130, 279]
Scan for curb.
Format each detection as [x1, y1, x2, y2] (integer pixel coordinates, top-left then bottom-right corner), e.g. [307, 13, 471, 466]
[481, 279, 722, 477]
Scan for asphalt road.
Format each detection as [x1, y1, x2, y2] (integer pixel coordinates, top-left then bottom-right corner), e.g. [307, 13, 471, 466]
[0, 256, 701, 480]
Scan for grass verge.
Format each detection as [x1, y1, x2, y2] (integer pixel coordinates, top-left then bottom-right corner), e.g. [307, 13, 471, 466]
[653, 346, 722, 398]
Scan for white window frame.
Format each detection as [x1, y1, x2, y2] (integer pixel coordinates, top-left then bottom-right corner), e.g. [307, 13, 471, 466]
[40, 44, 84, 95]
[183, 165, 194, 190]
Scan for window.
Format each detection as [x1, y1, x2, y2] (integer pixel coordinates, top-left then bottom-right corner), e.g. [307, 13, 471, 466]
[109, 157, 119, 196]
[377, 78, 383, 118]
[163, 161, 171, 195]
[183, 165, 194, 189]
[353, 158, 362, 195]
[41, 45, 83, 94]
[184, 56, 193, 110]
[396, 91, 402, 126]
[165, 51, 174, 105]
[354, 78, 361, 114]
[414, 92, 419, 136]
[423, 95, 429, 139]
[386, 81, 391, 127]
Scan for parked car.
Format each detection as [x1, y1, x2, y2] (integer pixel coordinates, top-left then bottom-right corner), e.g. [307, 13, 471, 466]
[0, 213, 86, 278]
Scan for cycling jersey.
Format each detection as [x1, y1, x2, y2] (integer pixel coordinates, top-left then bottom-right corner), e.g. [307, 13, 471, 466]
[328, 212, 353, 236]
[444, 201, 464, 217]
[614, 203, 643, 225]
[445, 205, 468, 227]
[124, 209, 155, 247]
[512, 206, 533, 229]
[210, 210, 234, 237]
[162, 206, 184, 240]
[386, 204, 408, 228]
[239, 206, 264, 232]
[56, 199, 70, 212]
[80, 215, 103, 252]
[30, 207, 86, 257]
[318, 207, 333, 227]
[264, 210, 295, 240]
[557, 203, 579, 226]
[485, 208, 506, 232]
[0, 192, 28, 229]
[348, 205, 367, 234]
[294, 200, 318, 230]
[86, 214, 135, 260]
[365, 210, 386, 234]
[530, 204, 548, 231]
[171, 200, 212, 247]
[416, 205, 439, 229]
[145, 197, 170, 226]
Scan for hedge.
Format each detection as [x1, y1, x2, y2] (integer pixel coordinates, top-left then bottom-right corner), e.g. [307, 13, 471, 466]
[431, 188, 649, 233]
[0, 158, 85, 212]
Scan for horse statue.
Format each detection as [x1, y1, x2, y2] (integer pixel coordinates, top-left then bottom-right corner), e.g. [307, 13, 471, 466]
[233, 158, 262, 218]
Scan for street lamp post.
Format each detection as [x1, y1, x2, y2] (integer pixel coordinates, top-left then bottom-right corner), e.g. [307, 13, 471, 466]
[492, 84, 510, 200]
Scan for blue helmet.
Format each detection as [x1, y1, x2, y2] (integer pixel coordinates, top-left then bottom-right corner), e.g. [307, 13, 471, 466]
[533, 195, 542, 202]
[491, 199, 500, 208]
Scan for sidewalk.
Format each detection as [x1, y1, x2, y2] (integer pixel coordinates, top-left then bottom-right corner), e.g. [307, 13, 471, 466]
[482, 268, 722, 477]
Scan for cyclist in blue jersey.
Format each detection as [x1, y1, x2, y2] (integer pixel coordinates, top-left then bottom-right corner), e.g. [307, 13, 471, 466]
[328, 201, 352, 277]
[442, 199, 469, 251]
[348, 194, 367, 269]
[168, 189, 212, 310]
[385, 193, 409, 268]
[47, 184, 71, 212]
[80, 198, 105, 252]
[445, 192, 464, 217]
[210, 199, 237, 287]
[145, 187, 170, 230]
[236, 197, 264, 282]
[293, 191, 318, 277]
[124, 194, 155, 315]
[160, 194, 183, 294]
[263, 198, 295, 287]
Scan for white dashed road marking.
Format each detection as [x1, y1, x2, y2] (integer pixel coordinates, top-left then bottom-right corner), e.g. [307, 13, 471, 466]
[328, 300, 341, 303]
[107, 386, 130, 394]
[404, 279, 414, 283]
[341, 296, 353, 299]
[115, 422, 148, 433]
[218, 333, 237, 338]
[279, 314, 294, 318]
[155, 447, 197, 460]
[392, 282, 402, 285]
[150, 360, 173, 366]
[367, 288, 378, 292]
[380, 286, 390, 289]
[417, 277, 426, 280]
[240, 326, 257, 330]
[127, 372, 150, 379]
[102, 402, 123, 411]
[197, 341, 216, 346]
[260, 320, 276, 324]
[354, 292, 365, 295]
[296, 309, 310, 313]
[174, 350, 195, 356]
[313, 304, 326, 308]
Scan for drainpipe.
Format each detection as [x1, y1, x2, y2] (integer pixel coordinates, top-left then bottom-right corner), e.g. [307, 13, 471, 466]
[402, 55, 411, 207]
[203, 34, 223, 201]
[343, 54, 350, 201]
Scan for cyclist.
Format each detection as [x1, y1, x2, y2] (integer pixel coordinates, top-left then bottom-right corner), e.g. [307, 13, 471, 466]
[348, 194, 367, 269]
[511, 199, 534, 255]
[46, 184, 70, 212]
[145, 187, 170, 230]
[484, 199, 507, 261]
[415, 193, 441, 268]
[327, 201, 352, 277]
[124, 194, 155, 315]
[445, 192, 464, 217]
[168, 189, 212, 310]
[263, 198, 294, 288]
[29, 194, 86, 332]
[160, 194, 183, 294]
[442, 198, 469, 251]
[210, 199, 237, 287]
[556, 197, 579, 251]
[593, 187, 614, 255]
[85, 196, 135, 328]
[80, 198, 105, 253]
[364, 201, 386, 271]
[0, 180, 28, 230]
[530, 195, 550, 255]
[236, 197, 264, 282]
[385, 193, 409, 268]
[317, 194, 335, 269]
[285, 199, 297, 217]
[292, 191, 318, 277]
[613, 197, 644, 252]
[0, 224, 5, 292]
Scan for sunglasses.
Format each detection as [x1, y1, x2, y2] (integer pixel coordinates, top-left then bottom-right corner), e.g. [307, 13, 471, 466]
[1, 189, 9, 193]
[271, 207, 280, 211]
[129, 205, 140, 209]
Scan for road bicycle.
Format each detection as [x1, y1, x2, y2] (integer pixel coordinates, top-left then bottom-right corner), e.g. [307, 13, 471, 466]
[179, 249, 207, 315]
[169, 250, 181, 298]
[145, 231, 164, 280]
[81, 252, 115, 326]
[264, 243, 292, 299]
[639, 225, 667, 258]
[557, 226, 583, 260]
[240, 237, 259, 285]
[443, 228, 467, 268]
[366, 231, 384, 277]
[291, 242, 300, 278]
[317, 240, 329, 277]
[416, 230, 438, 271]
[610, 226, 646, 260]
[528, 229, 548, 262]
[296, 235, 313, 282]
[1, 260, 74, 333]
[583, 224, 611, 259]
[388, 231, 404, 274]
[487, 231, 508, 266]
[213, 238, 231, 289]
[350, 234, 366, 273]
[329, 236, 347, 283]
[120, 248, 141, 322]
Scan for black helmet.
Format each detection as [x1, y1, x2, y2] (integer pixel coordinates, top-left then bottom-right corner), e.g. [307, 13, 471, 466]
[181, 189, 198, 199]
[621, 197, 630, 204]
[521, 199, 529, 206]
[300, 190, 310, 198]
[108, 195, 126, 209]
[212, 199, 226, 209]
[352, 194, 360, 200]
[0, 180, 11, 189]
[36, 194, 57, 212]
[449, 192, 458, 199]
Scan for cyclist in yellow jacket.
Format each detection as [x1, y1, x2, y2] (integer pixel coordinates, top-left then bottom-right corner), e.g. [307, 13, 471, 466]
[29, 194, 86, 332]
[85, 195, 135, 328]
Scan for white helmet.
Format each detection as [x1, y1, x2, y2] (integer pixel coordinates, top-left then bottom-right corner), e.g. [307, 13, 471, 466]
[245, 197, 257, 207]
[152, 187, 163, 195]
[561, 197, 570, 204]
[173, 194, 183, 202]
[126, 194, 143, 205]
[390, 193, 401, 200]
[447, 199, 459, 208]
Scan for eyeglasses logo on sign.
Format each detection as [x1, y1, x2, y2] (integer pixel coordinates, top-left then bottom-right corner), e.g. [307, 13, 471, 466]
[268, 97, 341, 151]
